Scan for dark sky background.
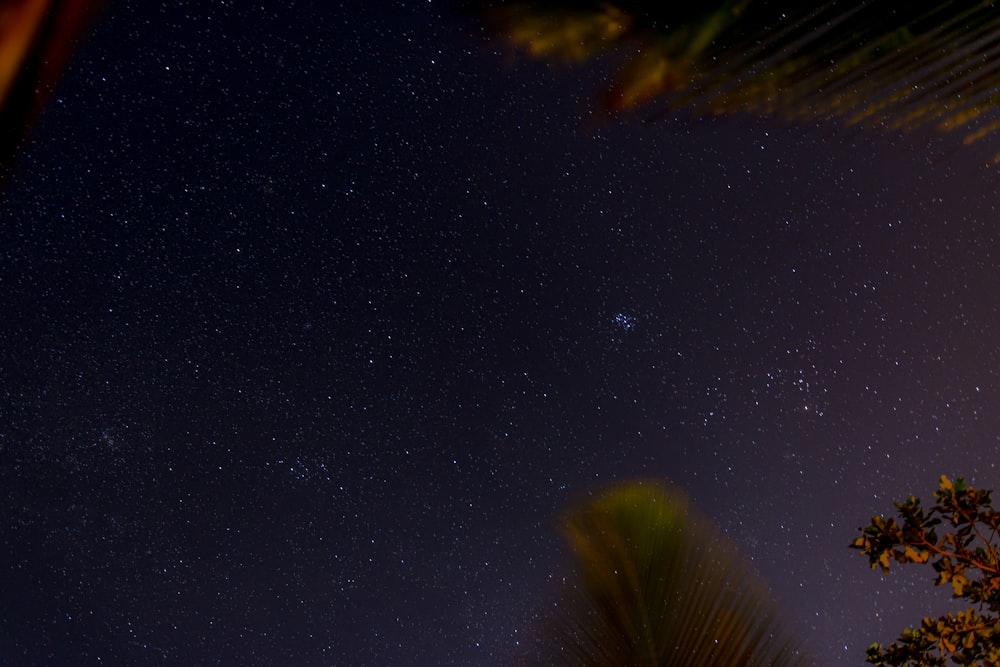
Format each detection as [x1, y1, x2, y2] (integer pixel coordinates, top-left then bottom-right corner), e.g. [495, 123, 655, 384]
[3, 2, 1000, 666]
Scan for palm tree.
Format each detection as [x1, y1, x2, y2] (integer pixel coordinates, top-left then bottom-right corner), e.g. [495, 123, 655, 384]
[469, 1, 1000, 157]
[521, 481, 809, 667]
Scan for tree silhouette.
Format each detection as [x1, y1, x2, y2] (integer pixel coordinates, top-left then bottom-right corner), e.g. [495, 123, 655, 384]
[521, 481, 809, 667]
[468, 1, 1000, 158]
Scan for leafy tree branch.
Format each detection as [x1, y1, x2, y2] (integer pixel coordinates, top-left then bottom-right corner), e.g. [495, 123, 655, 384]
[852, 476, 1000, 666]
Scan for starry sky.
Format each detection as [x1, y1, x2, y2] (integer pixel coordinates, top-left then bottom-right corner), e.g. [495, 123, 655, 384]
[3, 2, 1000, 666]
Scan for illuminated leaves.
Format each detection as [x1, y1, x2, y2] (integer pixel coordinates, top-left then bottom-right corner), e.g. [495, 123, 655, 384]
[490, 3, 631, 62]
[851, 476, 1000, 666]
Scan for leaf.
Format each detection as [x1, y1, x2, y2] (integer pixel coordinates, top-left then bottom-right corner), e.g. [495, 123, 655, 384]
[952, 574, 967, 597]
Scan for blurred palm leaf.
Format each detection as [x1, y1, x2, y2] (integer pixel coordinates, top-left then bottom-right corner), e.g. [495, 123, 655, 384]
[522, 481, 809, 667]
[0, 0, 106, 170]
[473, 1, 1000, 156]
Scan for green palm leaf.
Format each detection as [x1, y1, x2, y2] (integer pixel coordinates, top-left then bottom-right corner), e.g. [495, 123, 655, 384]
[523, 481, 809, 667]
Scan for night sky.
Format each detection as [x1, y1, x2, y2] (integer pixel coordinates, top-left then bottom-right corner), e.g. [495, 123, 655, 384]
[3, 2, 1000, 666]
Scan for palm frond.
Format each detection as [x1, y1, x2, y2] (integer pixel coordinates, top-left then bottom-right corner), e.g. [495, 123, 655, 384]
[522, 481, 809, 667]
[476, 1, 1000, 158]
